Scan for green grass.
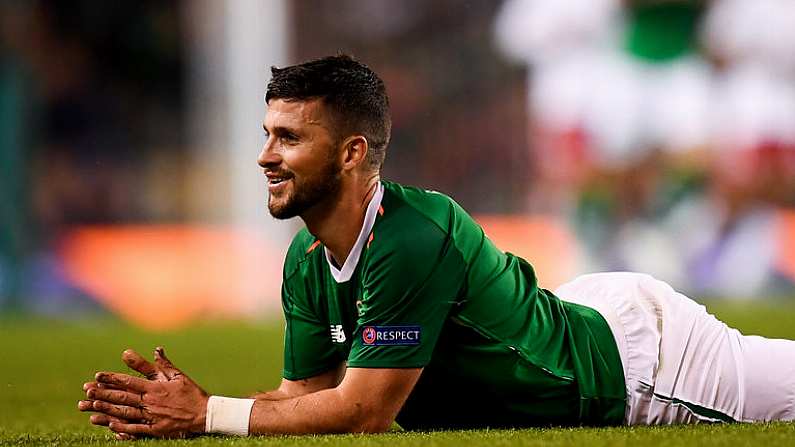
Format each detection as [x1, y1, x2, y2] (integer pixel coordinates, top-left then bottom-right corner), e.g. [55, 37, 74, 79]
[1, 300, 795, 446]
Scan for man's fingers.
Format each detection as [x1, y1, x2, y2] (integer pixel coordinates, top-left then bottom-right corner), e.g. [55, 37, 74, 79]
[86, 387, 143, 407]
[90, 400, 146, 421]
[89, 413, 139, 440]
[153, 347, 182, 379]
[77, 400, 94, 411]
[115, 433, 137, 441]
[122, 349, 161, 380]
[109, 422, 153, 437]
[95, 372, 150, 392]
[89, 413, 128, 427]
[83, 381, 125, 392]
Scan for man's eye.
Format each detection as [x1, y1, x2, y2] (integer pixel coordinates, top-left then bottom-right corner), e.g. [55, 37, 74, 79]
[282, 133, 299, 143]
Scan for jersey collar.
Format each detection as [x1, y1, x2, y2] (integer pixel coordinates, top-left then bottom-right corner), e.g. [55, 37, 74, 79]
[324, 182, 384, 283]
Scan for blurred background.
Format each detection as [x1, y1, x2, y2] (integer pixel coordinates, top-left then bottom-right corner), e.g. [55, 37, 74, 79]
[2, 0, 795, 330]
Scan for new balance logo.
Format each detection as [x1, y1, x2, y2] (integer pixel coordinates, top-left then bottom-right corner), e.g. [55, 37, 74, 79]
[330, 325, 346, 343]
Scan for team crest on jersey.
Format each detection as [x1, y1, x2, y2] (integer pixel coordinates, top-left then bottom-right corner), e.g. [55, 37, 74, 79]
[361, 325, 421, 346]
[330, 325, 346, 343]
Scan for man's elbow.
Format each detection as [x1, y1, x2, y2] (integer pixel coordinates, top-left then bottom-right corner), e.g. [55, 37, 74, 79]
[350, 413, 393, 434]
[342, 403, 394, 434]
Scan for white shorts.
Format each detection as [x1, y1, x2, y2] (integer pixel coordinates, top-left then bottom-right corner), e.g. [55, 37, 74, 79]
[555, 272, 795, 425]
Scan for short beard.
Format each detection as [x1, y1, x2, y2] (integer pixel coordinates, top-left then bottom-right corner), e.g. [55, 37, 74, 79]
[268, 160, 342, 220]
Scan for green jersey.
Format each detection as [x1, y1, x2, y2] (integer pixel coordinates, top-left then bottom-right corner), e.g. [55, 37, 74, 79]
[281, 181, 625, 429]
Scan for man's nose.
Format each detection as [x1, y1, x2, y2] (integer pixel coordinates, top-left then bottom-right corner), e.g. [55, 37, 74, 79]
[258, 141, 281, 168]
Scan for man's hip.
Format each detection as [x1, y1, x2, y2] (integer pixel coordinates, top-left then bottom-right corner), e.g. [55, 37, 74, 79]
[555, 272, 795, 424]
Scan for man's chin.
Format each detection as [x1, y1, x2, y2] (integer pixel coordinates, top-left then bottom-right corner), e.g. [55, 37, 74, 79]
[269, 209, 296, 220]
[268, 199, 300, 220]
[267, 205, 293, 220]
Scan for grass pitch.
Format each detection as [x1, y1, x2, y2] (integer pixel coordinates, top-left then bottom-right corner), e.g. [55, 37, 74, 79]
[2, 301, 795, 446]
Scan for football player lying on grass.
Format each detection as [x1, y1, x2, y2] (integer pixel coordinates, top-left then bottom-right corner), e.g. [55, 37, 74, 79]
[79, 55, 795, 440]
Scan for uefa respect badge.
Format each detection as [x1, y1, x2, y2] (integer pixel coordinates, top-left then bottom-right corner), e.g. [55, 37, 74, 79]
[361, 325, 421, 346]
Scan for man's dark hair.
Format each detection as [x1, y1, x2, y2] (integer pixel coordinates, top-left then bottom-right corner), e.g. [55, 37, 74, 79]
[265, 54, 391, 171]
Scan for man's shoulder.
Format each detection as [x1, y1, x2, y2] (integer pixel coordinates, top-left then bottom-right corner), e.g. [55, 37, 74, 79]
[365, 181, 472, 268]
[379, 180, 480, 246]
[376, 181, 450, 245]
[380, 180, 465, 233]
[382, 180, 457, 211]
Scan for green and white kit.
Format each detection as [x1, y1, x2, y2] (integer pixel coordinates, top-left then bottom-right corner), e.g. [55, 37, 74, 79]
[280, 181, 795, 428]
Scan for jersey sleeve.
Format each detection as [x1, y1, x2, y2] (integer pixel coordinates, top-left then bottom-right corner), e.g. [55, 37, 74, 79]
[347, 222, 465, 369]
[281, 281, 342, 380]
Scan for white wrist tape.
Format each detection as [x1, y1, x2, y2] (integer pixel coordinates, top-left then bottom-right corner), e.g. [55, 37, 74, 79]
[205, 396, 255, 436]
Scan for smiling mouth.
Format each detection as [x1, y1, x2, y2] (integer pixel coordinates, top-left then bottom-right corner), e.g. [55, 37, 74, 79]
[267, 174, 293, 193]
[266, 171, 293, 185]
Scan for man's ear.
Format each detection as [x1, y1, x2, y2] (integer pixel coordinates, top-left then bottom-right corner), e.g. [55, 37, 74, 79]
[340, 135, 369, 172]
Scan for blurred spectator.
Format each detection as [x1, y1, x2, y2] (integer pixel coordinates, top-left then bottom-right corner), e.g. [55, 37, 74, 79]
[495, 0, 795, 297]
[0, 1, 187, 311]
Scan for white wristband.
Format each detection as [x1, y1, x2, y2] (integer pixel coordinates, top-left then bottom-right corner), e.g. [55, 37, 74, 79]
[205, 396, 255, 436]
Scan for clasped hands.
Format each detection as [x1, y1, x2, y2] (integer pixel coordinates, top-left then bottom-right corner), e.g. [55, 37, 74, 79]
[78, 347, 209, 440]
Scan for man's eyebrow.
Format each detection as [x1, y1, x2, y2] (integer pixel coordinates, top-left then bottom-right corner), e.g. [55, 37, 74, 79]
[262, 125, 300, 135]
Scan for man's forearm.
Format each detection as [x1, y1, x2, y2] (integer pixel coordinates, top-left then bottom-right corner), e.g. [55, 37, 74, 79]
[248, 364, 345, 401]
[237, 367, 417, 436]
[247, 387, 389, 435]
[249, 389, 292, 401]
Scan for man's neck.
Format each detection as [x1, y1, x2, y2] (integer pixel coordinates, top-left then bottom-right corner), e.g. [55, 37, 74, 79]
[302, 174, 380, 266]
